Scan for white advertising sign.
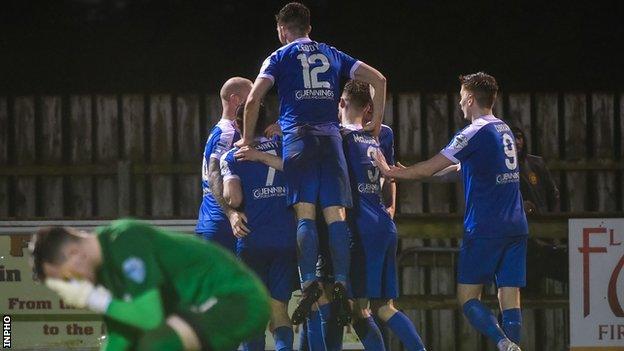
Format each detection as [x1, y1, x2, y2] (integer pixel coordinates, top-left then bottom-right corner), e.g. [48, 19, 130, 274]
[569, 218, 624, 350]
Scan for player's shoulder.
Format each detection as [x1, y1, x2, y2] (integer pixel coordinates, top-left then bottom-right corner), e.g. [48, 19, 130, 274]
[100, 218, 153, 243]
[459, 116, 499, 140]
[380, 124, 394, 137]
[215, 119, 237, 133]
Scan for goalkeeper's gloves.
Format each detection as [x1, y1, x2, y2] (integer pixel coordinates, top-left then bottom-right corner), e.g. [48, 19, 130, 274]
[45, 278, 112, 313]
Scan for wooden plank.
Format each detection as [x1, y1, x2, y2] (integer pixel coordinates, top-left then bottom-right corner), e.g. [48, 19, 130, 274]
[424, 93, 456, 349]
[40, 96, 64, 217]
[592, 94, 617, 211]
[520, 309, 537, 351]
[396, 238, 429, 348]
[0, 98, 8, 217]
[95, 95, 119, 217]
[425, 93, 451, 213]
[428, 241, 455, 350]
[69, 95, 93, 217]
[14, 96, 36, 217]
[121, 95, 146, 216]
[205, 95, 222, 131]
[457, 314, 482, 351]
[150, 95, 174, 216]
[492, 91, 504, 118]
[506, 93, 532, 153]
[176, 95, 201, 217]
[564, 94, 588, 211]
[534, 93, 559, 159]
[382, 94, 394, 128]
[396, 94, 423, 214]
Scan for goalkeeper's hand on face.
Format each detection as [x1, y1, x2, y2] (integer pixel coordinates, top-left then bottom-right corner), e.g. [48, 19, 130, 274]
[45, 278, 112, 313]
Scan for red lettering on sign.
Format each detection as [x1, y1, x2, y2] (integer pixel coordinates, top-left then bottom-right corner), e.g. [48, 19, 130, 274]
[579, 228, 607, 317]
[608, 254, 624, 317]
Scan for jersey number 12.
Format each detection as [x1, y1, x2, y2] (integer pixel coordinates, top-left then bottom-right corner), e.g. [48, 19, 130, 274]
[297, 53, 330, 89]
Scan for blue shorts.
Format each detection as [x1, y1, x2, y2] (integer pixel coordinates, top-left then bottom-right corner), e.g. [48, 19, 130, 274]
[349, 221, 399, 299]
[238, 244, 298, 302]
[457, 235, 527, 287]
[196, 219, 236, 252]
[282, 127, 352, 209]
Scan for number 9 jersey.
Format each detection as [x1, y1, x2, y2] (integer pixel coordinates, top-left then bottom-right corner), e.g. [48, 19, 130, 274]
[258, 37, 361, 135]
[440, 115, 528, 239]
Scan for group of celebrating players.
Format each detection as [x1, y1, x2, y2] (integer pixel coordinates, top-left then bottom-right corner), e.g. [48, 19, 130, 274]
[31, 2, 529, 351]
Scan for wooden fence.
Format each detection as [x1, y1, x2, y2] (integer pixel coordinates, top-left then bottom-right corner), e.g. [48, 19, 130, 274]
[1, 92, 623, 350]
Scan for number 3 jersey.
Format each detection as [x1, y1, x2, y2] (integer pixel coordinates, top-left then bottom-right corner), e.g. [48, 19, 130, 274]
[342, 124, 394, 232]
[258, 37, 361, 137]
[440, 115, 528, 238]
[220, 139, 296, 249]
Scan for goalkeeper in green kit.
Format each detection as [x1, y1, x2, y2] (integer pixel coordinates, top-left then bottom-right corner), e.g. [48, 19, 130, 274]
[30, 219, 270, 351]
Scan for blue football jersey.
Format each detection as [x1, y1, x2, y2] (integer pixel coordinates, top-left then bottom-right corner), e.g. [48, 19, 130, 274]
[196, 119, 239, 233]
[221, 139, 296, 248]
[342, 124, 394, 232]
[440, 115, 528, 238]
[258, 37, 361, 137]
[379, 124, 395, 166]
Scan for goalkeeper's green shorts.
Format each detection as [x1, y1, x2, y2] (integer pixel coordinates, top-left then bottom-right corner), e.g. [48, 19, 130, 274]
[178, 292, 270, 351]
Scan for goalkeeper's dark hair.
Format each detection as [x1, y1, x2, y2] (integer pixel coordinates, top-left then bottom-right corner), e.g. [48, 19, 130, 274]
[236, 102, 272, 138]
[275, 2, 310, 35]
[31, 226, 81, 281]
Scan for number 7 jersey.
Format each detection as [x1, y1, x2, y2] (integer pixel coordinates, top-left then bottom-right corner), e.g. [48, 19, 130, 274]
[440, 115, 528, 238]
[258, 37, 361, 134]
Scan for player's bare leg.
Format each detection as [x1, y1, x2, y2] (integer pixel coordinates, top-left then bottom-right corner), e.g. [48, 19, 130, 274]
[292, 202, 322, 325]
[498, 287, 522, 344]
[166, 315, 201, 351]
[458, 284, 520, 351]
[370, 299, 426, 351]
[322, 206, 352, 326]
[270, 299, 295, 351]
[349, 299, 385, 351]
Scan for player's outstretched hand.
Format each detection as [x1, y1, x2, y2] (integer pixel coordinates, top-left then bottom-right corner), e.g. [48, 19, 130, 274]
[234, 146, 262, 162]
[373, 149, 392, 175]
[45, 279, 112, 313]
[234, 137, 253, 148]
[228, 211, 251, 238]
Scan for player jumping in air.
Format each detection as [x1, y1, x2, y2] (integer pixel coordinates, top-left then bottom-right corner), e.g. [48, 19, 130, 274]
[221, 104, 299, 351]
[236, 2, 387, 327]
[373, 72, 527, 351]
[341, 80, 427, 351]
[31, 219, 270, 351]
[196, 77, 253, 251]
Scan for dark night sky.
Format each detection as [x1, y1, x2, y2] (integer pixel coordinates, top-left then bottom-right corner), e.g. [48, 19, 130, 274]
[1, 0, 622, 93]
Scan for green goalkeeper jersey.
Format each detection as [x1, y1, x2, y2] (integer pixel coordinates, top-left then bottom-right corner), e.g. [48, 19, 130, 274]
[94, 219, 269, 350]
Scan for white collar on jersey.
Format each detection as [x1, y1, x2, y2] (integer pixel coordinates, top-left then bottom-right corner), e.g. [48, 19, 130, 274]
[473, 114, 497, 122]
[290, 37, 312, 44]
[342, 123, 363, 131]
